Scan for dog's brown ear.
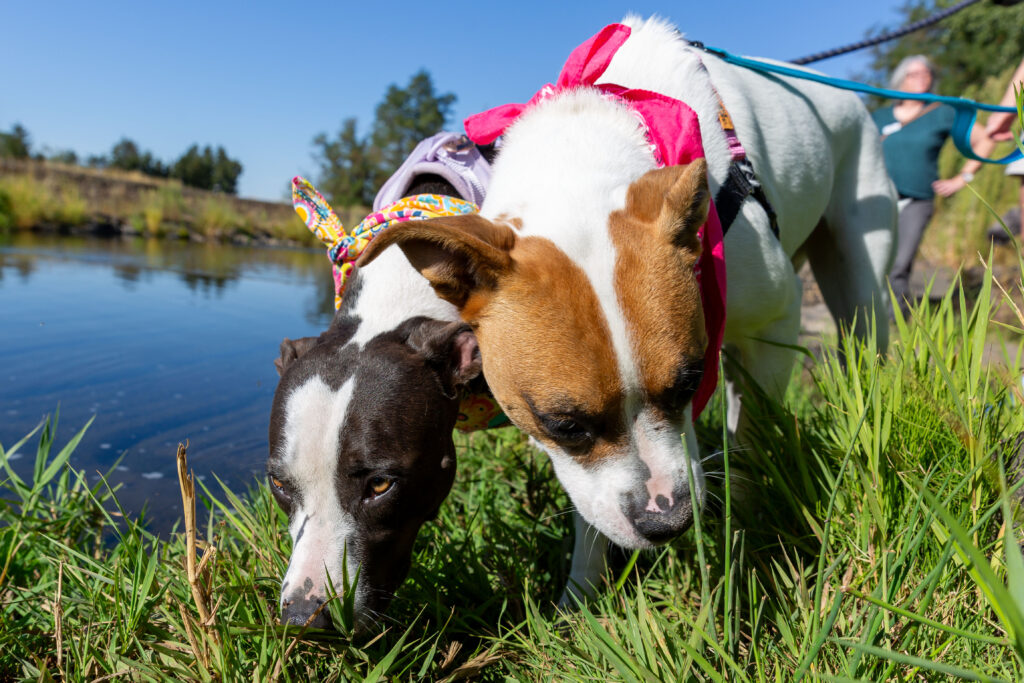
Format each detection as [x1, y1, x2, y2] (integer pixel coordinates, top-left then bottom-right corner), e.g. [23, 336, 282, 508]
[355, 214, 515, 311]
[624, 159, 709, 253]
[274, 336, 318, 376]
[407, 320, 482, 398]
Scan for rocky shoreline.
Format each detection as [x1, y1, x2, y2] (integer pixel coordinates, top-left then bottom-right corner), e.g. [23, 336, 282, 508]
[21, 216, 308, 248]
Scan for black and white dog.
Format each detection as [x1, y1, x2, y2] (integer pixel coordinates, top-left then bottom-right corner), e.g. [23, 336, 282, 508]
[268, 145, 495, 629]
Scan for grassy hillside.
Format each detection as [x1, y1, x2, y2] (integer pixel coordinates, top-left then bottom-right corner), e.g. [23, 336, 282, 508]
[2, 256, 1023, 680]
[0, 158, 369, 246]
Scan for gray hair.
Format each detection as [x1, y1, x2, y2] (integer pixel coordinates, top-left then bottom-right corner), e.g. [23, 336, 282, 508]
[889, 55, 937, 92]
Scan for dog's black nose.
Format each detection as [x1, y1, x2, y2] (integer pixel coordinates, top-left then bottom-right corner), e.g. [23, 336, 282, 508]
[625, 490, 695, 544]
[281, 595, 332, 629]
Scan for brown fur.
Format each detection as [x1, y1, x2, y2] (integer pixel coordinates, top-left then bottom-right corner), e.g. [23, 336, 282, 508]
[356, 212, 627, 464]
[356, 214, 516, 308]
[609, 162, 709, 403]
[477, 235, 627, 463]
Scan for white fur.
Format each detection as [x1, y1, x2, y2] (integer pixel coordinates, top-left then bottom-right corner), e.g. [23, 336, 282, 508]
[279, 376, 360, 612]
[350, 248, 458, 346]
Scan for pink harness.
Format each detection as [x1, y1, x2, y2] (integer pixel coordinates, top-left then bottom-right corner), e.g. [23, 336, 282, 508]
[464, 23, 727, 419]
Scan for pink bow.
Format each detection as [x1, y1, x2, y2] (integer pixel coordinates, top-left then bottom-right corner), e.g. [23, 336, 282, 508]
[463, 23, 727, 419]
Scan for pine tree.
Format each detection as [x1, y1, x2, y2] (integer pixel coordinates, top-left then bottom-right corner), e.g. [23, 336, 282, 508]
[312, 70, 456, 207]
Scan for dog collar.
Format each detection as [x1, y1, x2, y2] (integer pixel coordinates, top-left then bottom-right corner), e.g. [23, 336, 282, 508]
[291, 177, 509, 433]
[464, 23, 727, 419]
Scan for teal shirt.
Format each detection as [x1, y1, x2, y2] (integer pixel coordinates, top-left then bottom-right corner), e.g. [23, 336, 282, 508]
[872, 104, 955, 200]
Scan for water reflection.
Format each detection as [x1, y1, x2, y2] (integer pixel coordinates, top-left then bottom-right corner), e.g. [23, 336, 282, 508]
[0, 251, 37, 281]
[0, 232, 336, 534]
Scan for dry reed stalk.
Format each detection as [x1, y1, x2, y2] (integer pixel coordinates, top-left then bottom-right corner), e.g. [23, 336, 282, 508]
[175, 441, 218, 631]
[176, 599, 211, 674]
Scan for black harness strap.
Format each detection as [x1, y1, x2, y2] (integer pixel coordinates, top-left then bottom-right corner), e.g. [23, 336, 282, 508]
[714, 159, 780, 238]
[686, 47, 780, 240]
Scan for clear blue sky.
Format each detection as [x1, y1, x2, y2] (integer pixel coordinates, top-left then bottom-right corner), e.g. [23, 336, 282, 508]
[1, 0, 909, 201]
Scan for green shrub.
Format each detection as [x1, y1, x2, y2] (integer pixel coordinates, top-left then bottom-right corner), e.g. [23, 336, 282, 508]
[0, 187, 12, 231]
[142, 203, 163, 234]
[53, 184, 87, 226]
[155, 185, 185, 222]
[0, 175, 51, 228]
[127, 212, 145, 234]
[0, 175, 91, 228]
[197, 196, 245, 237]
[135, 186, 186, 236]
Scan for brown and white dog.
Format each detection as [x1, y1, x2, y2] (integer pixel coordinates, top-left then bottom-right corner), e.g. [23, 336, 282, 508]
[357, 17, 896, 601]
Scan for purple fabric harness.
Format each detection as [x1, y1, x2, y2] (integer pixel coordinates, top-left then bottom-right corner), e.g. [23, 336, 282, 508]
[373, 132, 492, 211]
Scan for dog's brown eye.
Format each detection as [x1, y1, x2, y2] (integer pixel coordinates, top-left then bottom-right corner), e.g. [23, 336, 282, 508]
[369, 476, 393, 497]
[268, 475, 292, 509]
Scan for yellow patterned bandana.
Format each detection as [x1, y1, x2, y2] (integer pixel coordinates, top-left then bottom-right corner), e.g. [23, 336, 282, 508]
[292, 176, 479, 309]
[290, 176, 508, 432]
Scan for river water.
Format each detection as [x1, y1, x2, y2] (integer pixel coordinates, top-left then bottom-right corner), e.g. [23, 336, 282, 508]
[0, 232, 335, 533]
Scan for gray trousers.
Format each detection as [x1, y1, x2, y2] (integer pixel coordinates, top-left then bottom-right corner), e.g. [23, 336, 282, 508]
[887, 197, 934, 315]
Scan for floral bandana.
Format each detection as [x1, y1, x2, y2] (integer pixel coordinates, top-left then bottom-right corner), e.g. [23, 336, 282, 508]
[464, 23, 727, 419]
[290, 176, 509, 432]
[292, 177, 479, 309]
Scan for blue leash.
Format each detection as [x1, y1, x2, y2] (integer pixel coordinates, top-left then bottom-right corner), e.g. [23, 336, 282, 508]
[693, 43, 1023, 165]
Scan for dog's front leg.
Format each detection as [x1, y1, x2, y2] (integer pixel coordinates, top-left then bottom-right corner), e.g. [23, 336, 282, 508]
[558, 512, 609, 608]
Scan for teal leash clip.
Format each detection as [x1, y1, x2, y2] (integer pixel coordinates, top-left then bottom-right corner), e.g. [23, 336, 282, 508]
[693, 43, 1023, 165]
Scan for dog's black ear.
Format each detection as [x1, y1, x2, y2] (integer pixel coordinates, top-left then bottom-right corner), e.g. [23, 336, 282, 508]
[275, 336, 318, 376]
[407, 320, 482, 397]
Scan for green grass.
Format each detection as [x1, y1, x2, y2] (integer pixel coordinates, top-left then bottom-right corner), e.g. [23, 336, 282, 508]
[197, 197, 247, 238]
[0, 175, 87, 229]
[2, 254, 1023, 680]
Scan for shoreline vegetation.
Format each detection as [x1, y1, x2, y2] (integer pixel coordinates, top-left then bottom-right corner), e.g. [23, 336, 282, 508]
[2, 251, 1023, 679]
[0, 158, 370, 248]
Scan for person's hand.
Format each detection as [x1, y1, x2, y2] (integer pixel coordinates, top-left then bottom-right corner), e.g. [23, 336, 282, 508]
[985, 111, 1017, 141]
[933, 174, 968, 197]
